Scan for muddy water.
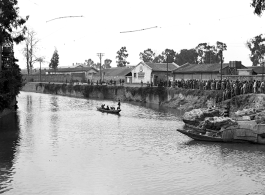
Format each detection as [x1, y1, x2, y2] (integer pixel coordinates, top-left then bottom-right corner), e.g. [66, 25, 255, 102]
[0, 92, 265, 195]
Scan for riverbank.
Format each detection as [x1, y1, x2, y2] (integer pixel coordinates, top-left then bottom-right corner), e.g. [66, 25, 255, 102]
[22, 82, 265, 112]
[21, 82, 225, 111]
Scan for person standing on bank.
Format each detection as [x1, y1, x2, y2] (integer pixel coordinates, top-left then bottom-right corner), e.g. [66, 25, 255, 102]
[117, 100, 121, 110]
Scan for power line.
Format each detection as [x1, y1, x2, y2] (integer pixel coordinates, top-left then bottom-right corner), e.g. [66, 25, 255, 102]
[120, 26, 159, 33]
[46, 15, 84, 23]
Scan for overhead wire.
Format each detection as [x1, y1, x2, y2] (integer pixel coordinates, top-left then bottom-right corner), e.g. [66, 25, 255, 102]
[120, 26, 159, 33]
[46, 15, 84, 23]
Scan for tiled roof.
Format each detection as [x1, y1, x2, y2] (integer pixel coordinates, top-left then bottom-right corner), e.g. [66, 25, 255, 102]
[46, 67, 98, 73]
[97, 67, 134, 76]
[247, 66, 265, 74]
[173, 63, 229, 73]
[145, 62, 179, 71]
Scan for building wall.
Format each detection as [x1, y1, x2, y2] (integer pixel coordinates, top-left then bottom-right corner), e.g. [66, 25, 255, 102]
[23, 74, 71, 83]
[238, 69, 253, 75]
[151, 71, 174, 82]
[218, 75, 265, 81]
[85, 69, 98, 80]
[131, 63, 152, 83]
[92, 75, 126, 83]
[174, 73, 219, 80]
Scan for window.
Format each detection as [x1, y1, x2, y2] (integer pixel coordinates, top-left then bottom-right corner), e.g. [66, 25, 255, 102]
[134, 73, 137, 78]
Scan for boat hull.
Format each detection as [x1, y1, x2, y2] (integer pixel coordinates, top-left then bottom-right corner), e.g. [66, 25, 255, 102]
[177, 129, 224, 142]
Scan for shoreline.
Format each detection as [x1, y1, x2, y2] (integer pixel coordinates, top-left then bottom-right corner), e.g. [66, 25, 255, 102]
[20, 82, 265, 113]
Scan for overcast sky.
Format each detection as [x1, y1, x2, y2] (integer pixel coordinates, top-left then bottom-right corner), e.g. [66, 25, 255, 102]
[14, 0, 265, 69]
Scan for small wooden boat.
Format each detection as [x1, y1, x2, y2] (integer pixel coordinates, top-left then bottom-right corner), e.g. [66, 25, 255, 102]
[96, 107, 121, 114]
[177, 127, 262, 144]
[177, 129, 224, 142]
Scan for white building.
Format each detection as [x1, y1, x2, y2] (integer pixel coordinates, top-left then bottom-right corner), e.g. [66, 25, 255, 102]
[129, 61, 179, 85]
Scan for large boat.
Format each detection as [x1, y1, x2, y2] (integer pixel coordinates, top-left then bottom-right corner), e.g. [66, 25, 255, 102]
[177, 129, 224, 142]
[178, 120, 265, 145]
[96, 107, 121, 114]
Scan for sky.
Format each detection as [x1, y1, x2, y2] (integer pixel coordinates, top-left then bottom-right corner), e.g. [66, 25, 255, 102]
[14, 0, 265, 69]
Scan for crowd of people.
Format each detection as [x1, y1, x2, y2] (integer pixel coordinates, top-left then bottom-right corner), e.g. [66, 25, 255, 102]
[83, 77, 265, 101]
[173, 79, 265, 99]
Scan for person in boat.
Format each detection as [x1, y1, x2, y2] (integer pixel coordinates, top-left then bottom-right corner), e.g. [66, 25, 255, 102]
[101, 104, 105, 109]
[106, 105, 110, 110]
[118, 100, 121, 108]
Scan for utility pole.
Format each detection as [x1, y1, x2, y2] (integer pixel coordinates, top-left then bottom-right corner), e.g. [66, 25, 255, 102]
[97, 53, 104, 82]
[220, 50, 223, 82]
[166, 54, 168, 87]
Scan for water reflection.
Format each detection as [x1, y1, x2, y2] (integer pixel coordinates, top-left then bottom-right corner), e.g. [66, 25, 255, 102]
[0, 113, 20, 194]
[50, 96, 59, 151]
[50, 96, 59, 112]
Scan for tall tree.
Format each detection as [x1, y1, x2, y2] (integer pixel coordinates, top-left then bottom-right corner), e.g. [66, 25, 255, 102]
[153, 49, 176, 63]
[0, 0, 28, 44]
[195, 43, 221, 64]
[116, 46, 129, 67]
[216, 41, 227, 64]
[162, 49, 176, 63]
[102, 59, 112, 69]
[251, 0, 265, 16]
[0, 0, 27, 111]
[246, 34, 265, 66]
[22, 29, 39, 74]
[84, 59, 95, 67]
[153, 54, 165, 63]
[49, 49, 59, 71]
[139, 48, 156, 62]
[175, 49, 198, 65]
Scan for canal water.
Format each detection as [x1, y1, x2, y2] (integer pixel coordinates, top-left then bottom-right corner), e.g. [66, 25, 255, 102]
[1, 92, 265, 195]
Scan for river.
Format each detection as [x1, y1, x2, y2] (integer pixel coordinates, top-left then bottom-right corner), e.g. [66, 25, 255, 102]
[0, 92, 265, 195]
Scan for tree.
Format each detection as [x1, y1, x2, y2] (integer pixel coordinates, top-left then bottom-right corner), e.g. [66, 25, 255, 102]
[251, 0, 265, 16]
[85, 59, 95, 67]
[246, 34, 265, 66]
[195, 43, 222, 64]
[116, 46, 129, 67]
[22, 29, 40, 74]
[175, 49, 198, 65]
[216, 41, 227, 64]
[0, 59, 23, 110]
[0, 0, 28, 44]
[102, 59, 112, 69]
[153, 54, 165, 63]
[49, 49, 59, 71]
[0, 0, 27, 111]
[139, 48, 156, 62]
[153, 49, 176, 63]
[162, 49, 176, 63]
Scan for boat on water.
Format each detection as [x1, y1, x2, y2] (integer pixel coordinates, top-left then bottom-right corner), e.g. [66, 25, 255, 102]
[178, 121, 265, 144]
[177, 129, 224, 142]
[96, 107, 121, 114]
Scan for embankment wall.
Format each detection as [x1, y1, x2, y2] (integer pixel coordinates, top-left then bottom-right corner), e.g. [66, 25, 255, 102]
[21, 82, 223, 111]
